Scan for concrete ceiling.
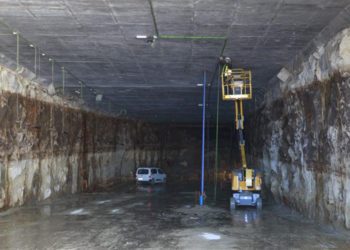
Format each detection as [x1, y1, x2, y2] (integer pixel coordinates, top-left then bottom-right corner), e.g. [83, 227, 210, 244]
[0, 0, 349, 123]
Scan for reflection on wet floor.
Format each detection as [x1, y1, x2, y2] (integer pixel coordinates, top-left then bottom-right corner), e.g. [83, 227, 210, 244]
[0, 183, 349, 249]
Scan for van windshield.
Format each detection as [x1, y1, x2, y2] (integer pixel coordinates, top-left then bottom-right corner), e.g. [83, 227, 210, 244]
[137, 169, 149, 175]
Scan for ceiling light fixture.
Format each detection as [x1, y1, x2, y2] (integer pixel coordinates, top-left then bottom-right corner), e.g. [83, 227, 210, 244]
[136, 35, 148, 39]
[136, 35, 157, 47]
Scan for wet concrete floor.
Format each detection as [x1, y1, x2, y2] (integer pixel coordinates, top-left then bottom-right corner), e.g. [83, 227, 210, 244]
[0, 184, 349, 249]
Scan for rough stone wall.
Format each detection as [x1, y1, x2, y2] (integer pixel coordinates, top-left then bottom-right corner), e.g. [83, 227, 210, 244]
[0, 95, 165, 209]
[0, 64, 164, 210]
[248, 28, 350, 229]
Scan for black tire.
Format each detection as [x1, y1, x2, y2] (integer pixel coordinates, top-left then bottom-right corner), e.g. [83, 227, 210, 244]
[256, 198, 262, 210]
[230, 197, 236, 210]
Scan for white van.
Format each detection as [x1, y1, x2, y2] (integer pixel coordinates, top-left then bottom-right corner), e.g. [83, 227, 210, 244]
[136, 167, 166, 184]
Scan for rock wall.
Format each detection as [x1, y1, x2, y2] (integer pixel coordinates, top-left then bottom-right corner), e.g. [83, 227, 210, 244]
[248, 28, 350, 229]
[0, 95, 165, 209]
[0, 63, 165, 210]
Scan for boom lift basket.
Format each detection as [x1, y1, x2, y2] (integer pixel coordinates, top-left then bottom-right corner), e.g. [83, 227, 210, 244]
[221, 67, 252, 100]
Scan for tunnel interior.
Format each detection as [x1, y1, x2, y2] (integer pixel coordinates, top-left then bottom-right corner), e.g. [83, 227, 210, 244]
[0, 0, 350, 249]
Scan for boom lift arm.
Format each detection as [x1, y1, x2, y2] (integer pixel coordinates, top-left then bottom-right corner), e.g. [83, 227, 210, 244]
[235, 99, 247, 169]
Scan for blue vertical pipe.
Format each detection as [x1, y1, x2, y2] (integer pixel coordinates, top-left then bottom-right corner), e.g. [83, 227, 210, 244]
[200, 71, 206, 206]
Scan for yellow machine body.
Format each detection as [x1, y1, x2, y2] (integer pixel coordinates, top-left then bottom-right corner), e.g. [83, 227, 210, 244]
[231, 169, 262, 192]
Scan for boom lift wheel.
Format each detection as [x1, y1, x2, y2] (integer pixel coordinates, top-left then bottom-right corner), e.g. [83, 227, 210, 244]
[256, 198, 262, 210]
[230, 197, 236, 210]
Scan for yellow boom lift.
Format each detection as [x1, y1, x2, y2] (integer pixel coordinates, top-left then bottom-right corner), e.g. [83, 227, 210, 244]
[220, 57, 262, 210]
